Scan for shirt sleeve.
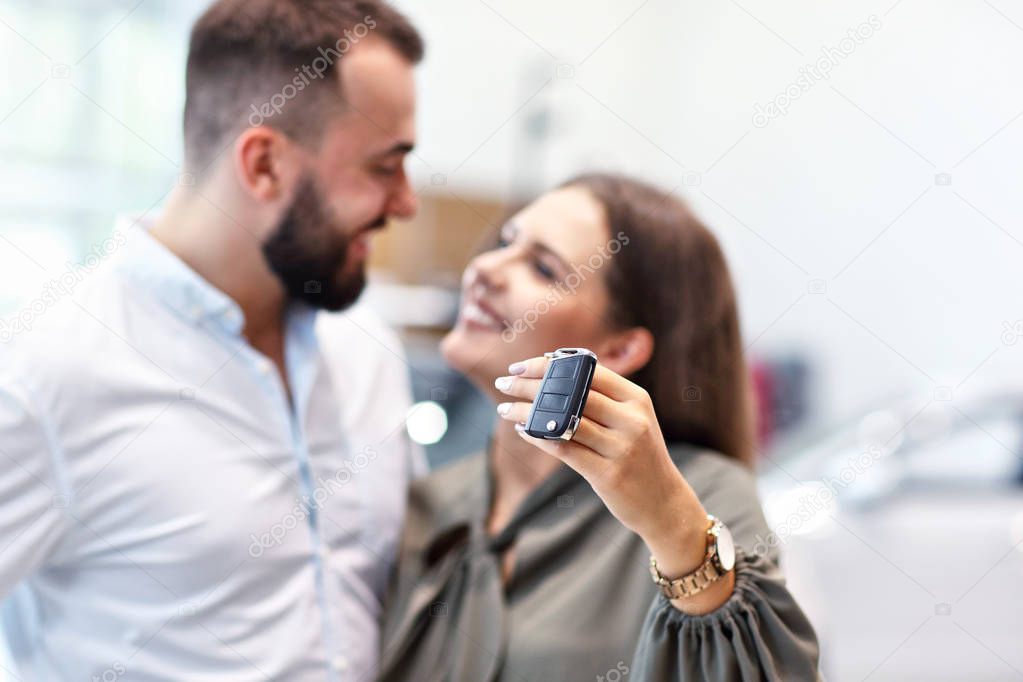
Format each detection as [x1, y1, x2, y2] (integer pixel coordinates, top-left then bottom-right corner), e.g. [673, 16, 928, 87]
[629, 455, 822, 681]
[0, 377, 69, 597]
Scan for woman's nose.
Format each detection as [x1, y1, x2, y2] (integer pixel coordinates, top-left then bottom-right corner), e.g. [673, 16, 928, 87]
[469, 247, 512, 291]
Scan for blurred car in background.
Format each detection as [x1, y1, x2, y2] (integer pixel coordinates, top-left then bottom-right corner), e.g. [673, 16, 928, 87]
[758, 388, 1023, 681]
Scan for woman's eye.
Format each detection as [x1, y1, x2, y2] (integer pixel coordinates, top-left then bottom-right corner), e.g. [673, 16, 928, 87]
[533, 258, 556, 280]
[375, 166, 399, 177]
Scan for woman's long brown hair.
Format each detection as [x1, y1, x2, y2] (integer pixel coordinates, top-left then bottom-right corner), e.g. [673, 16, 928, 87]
[562, 173, 755, 467]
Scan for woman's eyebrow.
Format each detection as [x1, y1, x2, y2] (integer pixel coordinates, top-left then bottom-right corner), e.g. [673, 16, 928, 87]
[530, 239, 570, 269]
[502, 221, 569, 268]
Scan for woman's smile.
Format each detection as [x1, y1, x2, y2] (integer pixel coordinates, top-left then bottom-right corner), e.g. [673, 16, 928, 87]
[459, 296, 507, 333]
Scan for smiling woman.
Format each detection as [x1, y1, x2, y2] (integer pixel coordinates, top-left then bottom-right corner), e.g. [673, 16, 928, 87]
[378, 173, 821, 681]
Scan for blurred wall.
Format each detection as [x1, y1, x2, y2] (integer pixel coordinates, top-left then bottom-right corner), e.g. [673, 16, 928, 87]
[393, 0, 1023, 430]
[4, 0, 1023, 433]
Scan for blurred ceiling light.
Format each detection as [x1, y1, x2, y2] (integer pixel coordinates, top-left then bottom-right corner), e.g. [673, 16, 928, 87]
[406, 401, 448, 445]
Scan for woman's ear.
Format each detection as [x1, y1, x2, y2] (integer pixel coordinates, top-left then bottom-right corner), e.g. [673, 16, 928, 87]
[598, 327, 654, 378]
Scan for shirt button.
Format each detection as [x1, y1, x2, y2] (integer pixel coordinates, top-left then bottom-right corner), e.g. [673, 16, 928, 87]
[331, 655, 349, 672]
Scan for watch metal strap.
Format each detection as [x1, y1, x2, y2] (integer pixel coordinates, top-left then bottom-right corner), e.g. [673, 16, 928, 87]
[649, 553, 723, 599]
[648, 514, 725, 599]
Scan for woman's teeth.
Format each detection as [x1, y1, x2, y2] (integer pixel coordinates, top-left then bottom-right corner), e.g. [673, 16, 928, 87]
[463, 302, 502, 330]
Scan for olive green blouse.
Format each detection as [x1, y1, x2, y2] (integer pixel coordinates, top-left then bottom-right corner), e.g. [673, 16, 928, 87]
[377, 443, 821, 681]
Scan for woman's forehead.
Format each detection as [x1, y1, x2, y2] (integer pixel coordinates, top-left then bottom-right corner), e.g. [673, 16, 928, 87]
[513, 187, 608, 246]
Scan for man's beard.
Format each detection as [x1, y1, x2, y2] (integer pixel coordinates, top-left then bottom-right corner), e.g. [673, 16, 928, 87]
[262, 175, 382, 312]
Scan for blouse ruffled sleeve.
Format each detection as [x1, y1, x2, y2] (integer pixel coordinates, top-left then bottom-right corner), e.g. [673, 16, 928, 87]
[630, 549, 821, 681]
[630, 451, 822, 681]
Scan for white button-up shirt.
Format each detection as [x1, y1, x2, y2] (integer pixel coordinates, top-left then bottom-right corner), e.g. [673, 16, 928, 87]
[0, 226, 425, 680]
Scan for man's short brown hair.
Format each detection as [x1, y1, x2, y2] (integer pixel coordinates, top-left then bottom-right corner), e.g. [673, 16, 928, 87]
[184, 0, 423, 172]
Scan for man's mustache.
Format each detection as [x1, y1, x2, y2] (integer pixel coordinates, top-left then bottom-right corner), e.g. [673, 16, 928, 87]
[362, 215, 388, 233]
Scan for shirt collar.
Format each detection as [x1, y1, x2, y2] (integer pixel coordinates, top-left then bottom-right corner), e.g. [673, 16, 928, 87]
[115, 226, 246, 336]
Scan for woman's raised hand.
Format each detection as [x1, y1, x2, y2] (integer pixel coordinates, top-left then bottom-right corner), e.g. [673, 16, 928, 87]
[494, 356, 712, 580]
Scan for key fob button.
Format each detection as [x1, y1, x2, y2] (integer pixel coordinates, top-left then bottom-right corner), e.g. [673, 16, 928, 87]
[538, 393, 569, 411]
[542, 378, 575, 395]
[549, 359, 578, 378]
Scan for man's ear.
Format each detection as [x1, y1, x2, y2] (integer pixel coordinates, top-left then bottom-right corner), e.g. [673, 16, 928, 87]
[598, 327, 654, 378]
[232, 126, 295, 202]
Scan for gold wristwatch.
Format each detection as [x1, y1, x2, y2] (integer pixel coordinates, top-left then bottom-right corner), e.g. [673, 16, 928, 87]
[649, 514, 736, 599]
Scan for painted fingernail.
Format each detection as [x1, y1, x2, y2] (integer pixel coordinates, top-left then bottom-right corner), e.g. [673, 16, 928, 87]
[497, 402, 512, 415]
[514, 422, 526, 432]
[508, 362, 527, 375]
[495, 376, 512, 391]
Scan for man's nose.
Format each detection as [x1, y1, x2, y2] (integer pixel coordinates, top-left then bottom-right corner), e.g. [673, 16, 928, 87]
[388, 176, 419, 219]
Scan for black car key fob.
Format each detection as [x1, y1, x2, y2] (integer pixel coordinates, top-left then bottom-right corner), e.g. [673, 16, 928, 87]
[525, 348, 597, 440]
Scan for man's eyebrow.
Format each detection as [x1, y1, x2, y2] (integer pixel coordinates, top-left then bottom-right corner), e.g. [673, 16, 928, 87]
[377, 141, 415, 157]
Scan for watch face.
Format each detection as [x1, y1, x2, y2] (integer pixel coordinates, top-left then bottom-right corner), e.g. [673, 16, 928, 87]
[716, 524, 736, 571]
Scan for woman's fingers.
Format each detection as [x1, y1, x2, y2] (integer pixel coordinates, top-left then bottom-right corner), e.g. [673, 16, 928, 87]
[579, 390, 619, 428]
[513, 426, 612, 482]
[504, 357, 640, 403]
[497, 359, 641, 430]
[496, 401, 619, 454]
[588, 364, 639, 403]
[495, 375, 619, 430]
[506, 356, 549, 379]
[493, 375, 541, 401]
